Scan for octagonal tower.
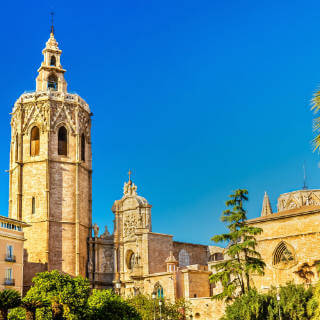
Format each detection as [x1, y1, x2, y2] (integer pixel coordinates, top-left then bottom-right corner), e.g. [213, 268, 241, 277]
[8, 29, 92, 291]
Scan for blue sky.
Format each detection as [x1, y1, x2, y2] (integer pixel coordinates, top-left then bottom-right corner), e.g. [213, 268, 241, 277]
[1, 0, 320, 244]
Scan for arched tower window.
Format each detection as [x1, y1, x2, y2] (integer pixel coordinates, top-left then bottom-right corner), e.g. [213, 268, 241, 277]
[273, 241, 295, 268]
[30, 126, 40, 156]
[32, 197, 36, 214]
[58, 126, 68, 156]
[154, 282, 164, 299]
[179, 249, 190, 267]
[50, 56, 56, 66]
[48, 73, 58, 91]
[81, 134, 85, 161]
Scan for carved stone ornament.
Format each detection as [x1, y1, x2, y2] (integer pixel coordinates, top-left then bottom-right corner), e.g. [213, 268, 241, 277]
[123, 181, 138, 196]
[93, 223, 99, 238]
[101, 226, 110, 238]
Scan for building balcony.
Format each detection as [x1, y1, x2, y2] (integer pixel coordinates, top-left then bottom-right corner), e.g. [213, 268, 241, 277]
[4, 278, 15, 286]
[5, 255, 16, 262]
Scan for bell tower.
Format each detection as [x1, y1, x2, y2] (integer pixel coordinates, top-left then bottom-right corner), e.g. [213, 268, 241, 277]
[9, 28, 92, 290]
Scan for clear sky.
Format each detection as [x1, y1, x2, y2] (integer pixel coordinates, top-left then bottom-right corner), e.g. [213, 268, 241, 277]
[1, 0, 320, 245]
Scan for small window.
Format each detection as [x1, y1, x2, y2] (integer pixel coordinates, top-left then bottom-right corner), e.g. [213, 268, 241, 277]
[48, 73, 58, 91]
[30, 126, 40, 156]
[81, 134, 85, 161]
[6, 245, 13, 259]
[32, 197, 36, 214]
[58, 126, 68, 156]
[209, 252, 224, 262]
[50, 56, 56, 66]
[194, 293, 197, 298]
[154, 282, 164, 299]
[5, 268, 12, 280]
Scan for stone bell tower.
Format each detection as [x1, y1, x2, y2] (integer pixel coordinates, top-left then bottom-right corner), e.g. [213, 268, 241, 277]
[8, 28, 92, 290]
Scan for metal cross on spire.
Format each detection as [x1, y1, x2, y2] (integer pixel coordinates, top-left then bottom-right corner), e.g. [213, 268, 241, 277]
[50, 11, 55, 35]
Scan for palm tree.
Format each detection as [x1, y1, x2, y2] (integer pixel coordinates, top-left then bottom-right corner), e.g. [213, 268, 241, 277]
[51, 300, 64, 320]
[0, 289, 21, 320]
[21, 287, 50, 320]
[22, 297, 49, 320]
[311, 90, 320, 150]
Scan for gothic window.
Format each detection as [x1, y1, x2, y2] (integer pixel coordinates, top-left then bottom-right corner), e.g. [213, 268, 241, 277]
[154, 282, 164, 299]
[32, 197, 36, 214]
[81, 133, 85, 161]
[30, 126, 40, 156]
[58, 126, 68, 156]
[273, 241, 295, 268]
[48, 73, 58, 90]
[50, 55, 56, 66]
[178, 249, 190, 267]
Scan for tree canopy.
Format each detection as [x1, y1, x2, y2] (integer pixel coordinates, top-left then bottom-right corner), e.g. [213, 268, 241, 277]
[210, 189, 265, 301]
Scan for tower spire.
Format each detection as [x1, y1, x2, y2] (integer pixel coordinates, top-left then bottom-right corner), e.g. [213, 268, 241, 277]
[261, 191, 273, 216]
[303, 162, 308, 190]
[128, 169, 132, 185]
[50, 11, 55, 35]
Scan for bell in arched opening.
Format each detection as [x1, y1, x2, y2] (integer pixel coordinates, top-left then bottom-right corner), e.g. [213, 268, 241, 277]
[48, 73, 58, 91]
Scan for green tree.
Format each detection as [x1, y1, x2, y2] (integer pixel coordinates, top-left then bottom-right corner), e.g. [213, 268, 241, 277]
[28, 270, 90, 320]
[308, 280, 320, 319]
[0, 289, 21, 320]
[221, 289, 275, 320]
[87, 290, 141, 320]
[127, 294, 190, 320]
[222, 283, 313, 320]
[276, 283, 313, 320]
[210, 189, 266, 301]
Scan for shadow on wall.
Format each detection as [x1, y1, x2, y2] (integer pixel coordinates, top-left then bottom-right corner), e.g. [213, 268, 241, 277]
[23, 249, 48, 295]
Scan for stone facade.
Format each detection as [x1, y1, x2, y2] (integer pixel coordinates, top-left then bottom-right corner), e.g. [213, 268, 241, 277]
[0, 215, 29, 294]
[9, 31, 92, 291]
[248, 189, 320, 291]
[89, 178, 224, 319]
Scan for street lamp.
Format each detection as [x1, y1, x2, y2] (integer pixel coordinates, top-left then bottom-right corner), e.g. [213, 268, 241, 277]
[115, 282, 121, 295]
[159, 300, 163, 320]
[277, 294, 281, 320]
[152, 292, 156, 320]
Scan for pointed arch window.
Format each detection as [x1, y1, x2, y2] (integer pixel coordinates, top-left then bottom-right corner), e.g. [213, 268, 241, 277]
[48, 73, 58, 91]
[179, 249, 190, 267]
[50, 56, 56, 66]
[154, 282, 164, 299]
[32, 197, 36, 215]
[273, 241, 295, 268]
[30, 126, 40, 156]
[58, 126, 68, 156]
[81, 134, 85, 161]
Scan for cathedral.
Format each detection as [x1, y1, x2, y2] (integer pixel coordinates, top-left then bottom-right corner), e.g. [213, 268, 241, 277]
[7, 29, 320, 319]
